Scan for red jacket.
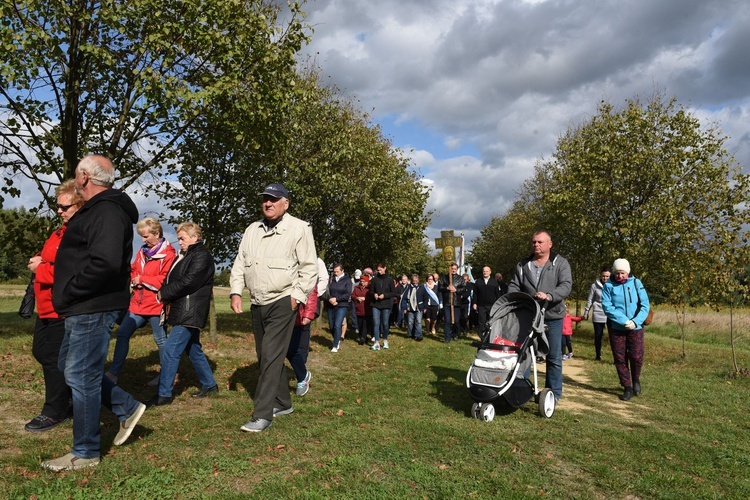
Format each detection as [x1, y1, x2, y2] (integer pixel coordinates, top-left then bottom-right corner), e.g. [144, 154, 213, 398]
[351, 283, 372, 316]
[562, 313, 583, 336]
[34, 226, 66, 319]
[129, 239, 176, 316]
[295, 285, 318, 326]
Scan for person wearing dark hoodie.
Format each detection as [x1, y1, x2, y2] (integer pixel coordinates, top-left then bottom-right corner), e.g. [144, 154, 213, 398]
[44, 155, 146, 472]
[507, 230, 572, 402]
[369, 263, 396, 350]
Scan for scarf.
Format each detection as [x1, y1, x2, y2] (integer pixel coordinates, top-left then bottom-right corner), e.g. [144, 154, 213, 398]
[408, 285, 418, 310]
[142, 238, 166, 259]
[423, 283, 439, 305]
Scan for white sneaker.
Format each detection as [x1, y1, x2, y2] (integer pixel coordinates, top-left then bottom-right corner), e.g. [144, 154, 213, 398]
[331, 346, 339, 353]
[383, 340, 389, 349]
[41, 453, 99, 471]
[114, 402, 146, 446]
[370, 342, 380, 351]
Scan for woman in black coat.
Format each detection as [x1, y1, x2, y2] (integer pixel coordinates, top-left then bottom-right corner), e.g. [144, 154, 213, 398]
[146, 222, 218, 406]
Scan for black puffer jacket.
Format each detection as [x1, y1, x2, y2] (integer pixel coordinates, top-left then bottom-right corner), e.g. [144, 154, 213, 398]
[160, 241, 214, 329]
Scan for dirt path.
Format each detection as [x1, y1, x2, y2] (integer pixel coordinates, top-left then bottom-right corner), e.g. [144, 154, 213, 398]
[541, 357, 645, 421]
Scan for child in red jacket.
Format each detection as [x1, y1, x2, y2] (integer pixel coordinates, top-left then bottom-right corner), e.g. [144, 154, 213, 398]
[562, 303, 583, 360]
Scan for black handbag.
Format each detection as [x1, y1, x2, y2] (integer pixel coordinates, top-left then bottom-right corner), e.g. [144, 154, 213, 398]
[18, 274, 36, 319]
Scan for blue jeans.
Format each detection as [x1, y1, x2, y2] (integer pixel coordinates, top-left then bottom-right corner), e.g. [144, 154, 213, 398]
[544, 318, 563, 399]
[405, 309, 423, 339]
[59, 312, 141, 459]
[372, 307, 391, 342]
[158, 325, 216, 398]
[287, 322, 311, 382]
[327, 305, 348, 348]
[109, 312, 166, 376]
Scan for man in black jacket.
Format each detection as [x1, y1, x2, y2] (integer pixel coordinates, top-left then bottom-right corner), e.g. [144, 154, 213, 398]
[439, 263, 465, 343]
[43, 156, 145, 472]
[474, 266, 501, 335]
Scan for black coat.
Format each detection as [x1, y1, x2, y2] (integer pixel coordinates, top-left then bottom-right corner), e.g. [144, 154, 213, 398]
[53, 189, 138, 316]
[160, 241, 215, 329]
[370, 273, 395, 309]
[439, 273, 465, 307]
[474, 277, 501, 307]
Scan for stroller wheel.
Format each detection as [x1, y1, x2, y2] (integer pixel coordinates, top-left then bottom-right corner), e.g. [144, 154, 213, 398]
[538, 389, 555, 418]
[471, 402, 481, 419]
[480, 403, 495, 422]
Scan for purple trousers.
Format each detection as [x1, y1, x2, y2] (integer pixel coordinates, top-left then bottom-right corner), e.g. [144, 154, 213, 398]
[609, 328, 644, 387]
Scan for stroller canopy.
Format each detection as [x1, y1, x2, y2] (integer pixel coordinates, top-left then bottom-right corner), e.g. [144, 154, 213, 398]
[486, 292, 547, 354]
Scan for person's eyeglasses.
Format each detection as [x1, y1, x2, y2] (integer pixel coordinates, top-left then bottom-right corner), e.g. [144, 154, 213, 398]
[56, 204, 74, 211]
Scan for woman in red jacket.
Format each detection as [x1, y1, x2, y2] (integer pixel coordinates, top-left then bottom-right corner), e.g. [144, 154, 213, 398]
[105, 217, 176, 385]
[25, 180, 83, 432]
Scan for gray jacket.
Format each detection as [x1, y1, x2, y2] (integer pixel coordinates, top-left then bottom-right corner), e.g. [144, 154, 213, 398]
[584, 280, 607, 323]
[507, 252, 572, 320]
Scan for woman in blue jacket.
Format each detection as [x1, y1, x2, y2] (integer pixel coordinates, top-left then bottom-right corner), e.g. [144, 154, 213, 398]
[601, 259, 650, 402]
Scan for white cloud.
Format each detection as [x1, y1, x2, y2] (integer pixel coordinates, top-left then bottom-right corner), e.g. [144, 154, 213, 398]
[301, 0, 750, 251]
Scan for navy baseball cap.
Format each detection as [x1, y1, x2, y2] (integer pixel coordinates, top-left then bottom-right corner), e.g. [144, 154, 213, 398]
[260, 183, 289, 199]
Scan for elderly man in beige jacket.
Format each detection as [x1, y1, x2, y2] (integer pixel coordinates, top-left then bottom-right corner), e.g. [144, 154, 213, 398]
[230, 183, 317, 433]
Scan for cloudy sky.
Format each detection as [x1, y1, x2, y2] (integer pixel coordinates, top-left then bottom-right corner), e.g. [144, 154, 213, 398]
[297, 0, 750, 250]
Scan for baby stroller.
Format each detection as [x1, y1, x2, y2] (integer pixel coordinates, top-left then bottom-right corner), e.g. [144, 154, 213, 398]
[466, 292, 556, 420]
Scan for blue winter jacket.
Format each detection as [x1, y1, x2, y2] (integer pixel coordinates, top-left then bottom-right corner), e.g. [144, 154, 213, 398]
[601, 276, 650, 330]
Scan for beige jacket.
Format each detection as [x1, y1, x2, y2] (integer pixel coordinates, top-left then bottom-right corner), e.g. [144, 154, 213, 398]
[229, 213, 318, 306]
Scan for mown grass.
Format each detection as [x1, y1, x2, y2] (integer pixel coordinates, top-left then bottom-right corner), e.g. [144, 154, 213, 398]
[1, 287, 749, 498]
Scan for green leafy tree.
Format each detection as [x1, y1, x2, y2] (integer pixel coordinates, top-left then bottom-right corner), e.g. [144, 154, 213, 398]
[0, 207, 55, 281]
[530, 94, 750, 304]
[162, 67, 431, 274]
[468, 201, 537, 281]
[699, 226, 750, 372]
[0, 0, 307, 208]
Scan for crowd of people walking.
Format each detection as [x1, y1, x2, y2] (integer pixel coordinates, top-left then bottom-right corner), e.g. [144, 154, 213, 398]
[21, 160, 651, 470]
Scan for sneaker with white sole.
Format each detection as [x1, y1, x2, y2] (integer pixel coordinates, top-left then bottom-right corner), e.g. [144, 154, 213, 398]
[114, 402, 146, 446]
[272, 406, 294, 417]
[41, 453, 99, 472]
[25, 414, 68, 433]
[240, 418, 272, 432]
[370, 342, 380, 351]
[296, 371, 311, 396]
[383, 340, 389, 349]
[331, 346, 339, 353]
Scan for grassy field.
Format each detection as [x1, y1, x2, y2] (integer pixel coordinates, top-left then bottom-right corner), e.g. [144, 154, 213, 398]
[1, 287, 749, 498]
